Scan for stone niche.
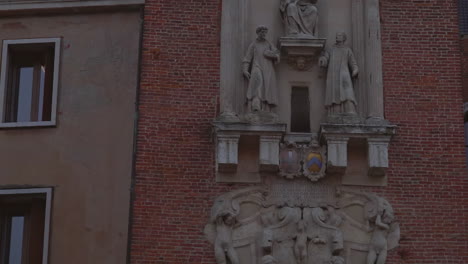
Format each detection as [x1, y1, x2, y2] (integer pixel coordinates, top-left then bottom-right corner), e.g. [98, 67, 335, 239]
[204, 180, 400, 264]
[214, 0, 394, 186]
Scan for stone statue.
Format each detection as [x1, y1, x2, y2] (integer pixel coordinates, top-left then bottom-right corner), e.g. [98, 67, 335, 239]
[243, 26, 280, 113]
[208, 194, 241, 264]
[319, 32, 359, 115]
[214, 211, 239, 264]
[365, 197, 395, 264]
[280, 0, 318, 38]
[293, 220, 309, 264]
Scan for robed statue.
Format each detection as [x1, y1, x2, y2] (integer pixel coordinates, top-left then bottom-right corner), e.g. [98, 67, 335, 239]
[319, 32, 359, 115]
[243, 26, 280, 113]
[280, 0, 318, 38]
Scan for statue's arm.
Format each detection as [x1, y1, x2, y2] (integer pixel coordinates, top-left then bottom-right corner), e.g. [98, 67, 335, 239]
[319, 51, 329, 68]
[348, 49, 359, 77]
[375, 214, 390, 230]
[242, 44, 254, 79]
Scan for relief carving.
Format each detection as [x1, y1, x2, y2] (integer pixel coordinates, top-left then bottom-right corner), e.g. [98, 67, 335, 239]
[205, 185, 400, 264]
[319, 32, 359, 116]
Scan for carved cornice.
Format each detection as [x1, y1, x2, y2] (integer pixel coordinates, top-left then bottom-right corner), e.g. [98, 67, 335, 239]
[0, 0, 144, 14]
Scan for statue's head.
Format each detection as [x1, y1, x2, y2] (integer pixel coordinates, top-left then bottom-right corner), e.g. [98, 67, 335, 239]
[256, 25, 269, 40]
[297, 220, 306, 232]
[336, 32, 347, 44]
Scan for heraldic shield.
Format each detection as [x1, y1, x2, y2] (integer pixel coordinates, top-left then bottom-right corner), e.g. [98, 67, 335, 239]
[302, 145, 326, 181]
[279, 142, 327, 181]
[279, 142, 302, 178]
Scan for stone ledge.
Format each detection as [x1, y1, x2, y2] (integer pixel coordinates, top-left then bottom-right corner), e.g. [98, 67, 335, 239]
[212, 121, 286, 135]
[0, 0, 144, 14]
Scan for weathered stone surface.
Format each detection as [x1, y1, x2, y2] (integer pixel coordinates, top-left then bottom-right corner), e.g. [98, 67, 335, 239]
[205, 185, 400, 264]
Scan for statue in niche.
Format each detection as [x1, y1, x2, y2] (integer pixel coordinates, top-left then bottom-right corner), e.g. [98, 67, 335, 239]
[365, 197, 395, 264]
[319, 32, 359, 116]
[243, 26, 280, 114]
[280, 0, 318, 38]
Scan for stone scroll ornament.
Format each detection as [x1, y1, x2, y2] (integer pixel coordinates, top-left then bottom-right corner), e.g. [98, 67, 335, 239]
[205, 185, 400, 264]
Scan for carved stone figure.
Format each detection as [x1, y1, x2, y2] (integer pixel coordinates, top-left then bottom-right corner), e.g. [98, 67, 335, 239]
[205, 186, 400, 264]
[293, 220, 309, 264]
[319, 32, 359, 115]
[243, 26, 280, 113]
[280, 0, 318, 38]
[365, 197, 395, 264]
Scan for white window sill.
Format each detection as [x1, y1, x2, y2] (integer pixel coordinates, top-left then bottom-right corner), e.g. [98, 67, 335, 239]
[0, 121, 56, 128]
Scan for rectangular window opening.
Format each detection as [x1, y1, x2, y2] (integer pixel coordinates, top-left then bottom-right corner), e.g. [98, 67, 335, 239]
[0, 188, 52, 264]
[290, 86, 311, 133]
[0, 38, 60, 127]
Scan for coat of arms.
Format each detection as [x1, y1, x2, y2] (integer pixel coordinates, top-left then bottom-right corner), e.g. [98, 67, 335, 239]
[279, 142, 327, 181]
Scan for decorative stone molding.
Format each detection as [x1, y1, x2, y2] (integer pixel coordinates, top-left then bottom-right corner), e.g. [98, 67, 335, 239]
[213, 121, 287, 182]
[320, 120, 396, 178]
[279, 38, 326, 71]
[324, 137, 349, 174]
[260, 135, 282, 172]
[367, 137, 391, 177]
[205, 183, 400, 264]
[0, 0, 144, 14]
[216, 134, 241, 173]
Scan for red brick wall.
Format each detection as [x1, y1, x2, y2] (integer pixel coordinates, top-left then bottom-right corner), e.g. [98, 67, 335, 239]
[461, 37, 468, 103]
[130, 0, 468, 263]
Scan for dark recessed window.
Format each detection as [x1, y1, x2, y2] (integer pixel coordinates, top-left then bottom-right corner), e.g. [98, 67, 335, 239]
[0, 188, 52, 264]
[291, 86, 310, 133]
[0, 38, 60, 127]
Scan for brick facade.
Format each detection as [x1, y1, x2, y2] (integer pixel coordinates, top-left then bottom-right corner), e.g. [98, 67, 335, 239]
[130, 1, 468, 263]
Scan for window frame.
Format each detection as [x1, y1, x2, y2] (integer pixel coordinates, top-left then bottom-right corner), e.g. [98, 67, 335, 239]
[0, 38, 61, 128]
[0, 188, 52, 264]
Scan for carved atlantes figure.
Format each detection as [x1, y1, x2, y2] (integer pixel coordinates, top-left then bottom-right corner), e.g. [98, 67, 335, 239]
[243, 26, 280, 113]
[279, 0, 318, 38]
[319, 32, 359, 115]
[365, 196, 396, 264]
[214, 211, 239, 264]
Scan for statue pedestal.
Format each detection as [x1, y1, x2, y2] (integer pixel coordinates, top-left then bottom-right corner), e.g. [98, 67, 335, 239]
[213, 121, 286, 182]
[279, 37, 326, 71]
[320, 118, 396, 181]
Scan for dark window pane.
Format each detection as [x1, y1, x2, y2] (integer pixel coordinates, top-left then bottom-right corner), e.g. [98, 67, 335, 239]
[4, 43, 55, 123]
[291, 86, 310, 133]
[8, 216, 24, 264]
[17, 67, 34, 122]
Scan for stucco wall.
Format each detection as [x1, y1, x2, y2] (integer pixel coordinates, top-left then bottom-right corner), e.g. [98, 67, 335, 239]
[0, 10, 140, 264]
